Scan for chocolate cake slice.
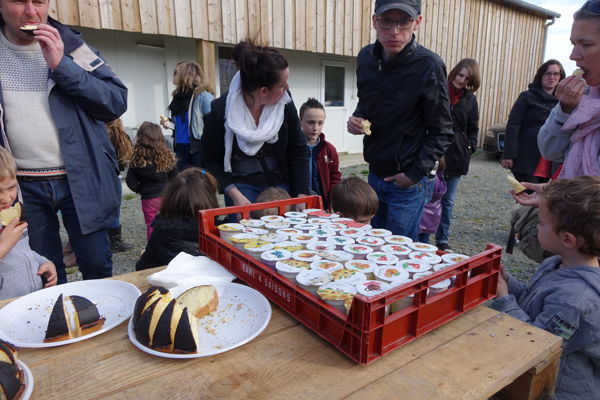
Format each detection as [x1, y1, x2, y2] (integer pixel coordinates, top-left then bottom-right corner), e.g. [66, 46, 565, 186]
[152, 299, 176, 351]
[0, 362, 24, 400]
[70, 295, 106, 336]
[134, 298, 161, 347]
[44, 294, 73, 343]
[0, 341, 16, 366]
[18, 25, 37, 36]
[173, 308, 199, 354]
[133, 286, 168, 322]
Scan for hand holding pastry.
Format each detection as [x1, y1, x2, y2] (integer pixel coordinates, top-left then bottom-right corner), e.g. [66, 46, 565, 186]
[555, 74, 586, 114]
[347, 116, 368, 135]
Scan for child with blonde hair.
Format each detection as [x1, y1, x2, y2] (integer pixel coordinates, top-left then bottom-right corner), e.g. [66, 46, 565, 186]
[0, 148, 57, 300]
[491, 176, 600, 399]
[136, 168, 219, 270]
[126, 122, 177, 240]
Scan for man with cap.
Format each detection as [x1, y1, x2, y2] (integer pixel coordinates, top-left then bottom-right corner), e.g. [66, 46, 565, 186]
[347, 0, 453, 240]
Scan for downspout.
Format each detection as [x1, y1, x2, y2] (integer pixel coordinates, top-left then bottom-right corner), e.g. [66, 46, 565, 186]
[542, 16, 557, 62]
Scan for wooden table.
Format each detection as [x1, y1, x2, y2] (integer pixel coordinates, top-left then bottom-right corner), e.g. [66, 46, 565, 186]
[1, 268, 562, 400]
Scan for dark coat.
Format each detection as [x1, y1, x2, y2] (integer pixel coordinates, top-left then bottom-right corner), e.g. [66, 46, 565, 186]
[125, 165, 176, 199]
[136, 216, 201, 271]
[201, 94, 309, 196]
[0, 18, 127, 235]
[502, 84, 559, 175]
[315, 134, 342, 210]
[443, 90, 479, 177]
[353, 36, 454, 182]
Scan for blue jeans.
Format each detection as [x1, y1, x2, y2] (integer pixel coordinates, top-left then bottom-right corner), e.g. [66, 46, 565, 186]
[18, 177, 112, 284]
[225, 183, 290, 222]
[368, 173, 428, 241]
[109, 178, 122, 229]
[435, 175, 462, 244]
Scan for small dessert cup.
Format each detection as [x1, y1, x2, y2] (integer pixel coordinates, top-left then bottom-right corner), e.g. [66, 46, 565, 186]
[380, 244, 411, 259]
[317, 250, 354, 263]
[230, 233, 258, 250]
[317, 282, 357, 313]
[374, 265, 410, 283]
[385, 235, 413, 245]
[243, 240, 274, 260]
[326, 236, 355, 249]
[355, 236, 386, 251]
[272, 241, 305, 253]
[292, 250, 322, 263]
[342, 244, 374, 259]
[217, 223, 244, 243]
[275, 259, 310, 281]
[296, 269, 332, 294]
[408, 251, 442, 265]
[330, 268, 367, 285]
[260, 249, 292, 270]
[407, 242, 438, 253]
[397, 259, 432, 278]
[344, 260, 378, 280]
[366, 252, 399, 265]
[306, 241, 336, 252]
[310, 259, 343, 274]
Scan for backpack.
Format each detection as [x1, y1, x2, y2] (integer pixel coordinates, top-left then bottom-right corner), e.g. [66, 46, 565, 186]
[508, 205, 553, 263]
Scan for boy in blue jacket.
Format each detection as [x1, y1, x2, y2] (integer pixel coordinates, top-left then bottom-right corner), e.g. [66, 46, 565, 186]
[491, 175, 600, 400]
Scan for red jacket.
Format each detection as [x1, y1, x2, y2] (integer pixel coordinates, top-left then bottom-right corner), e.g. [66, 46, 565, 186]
[315, 134, 342, 210]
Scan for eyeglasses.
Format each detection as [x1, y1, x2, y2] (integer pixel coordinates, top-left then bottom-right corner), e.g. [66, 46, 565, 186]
[583, 1, 600, 14]
[543, 72, 561, 77]
[376, 16, 414, 30]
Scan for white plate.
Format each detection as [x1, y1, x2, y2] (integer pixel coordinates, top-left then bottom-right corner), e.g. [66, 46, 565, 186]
[18, 359, 34, 400]
[0, 280, 141, 347]
[128, 282, 272, 359]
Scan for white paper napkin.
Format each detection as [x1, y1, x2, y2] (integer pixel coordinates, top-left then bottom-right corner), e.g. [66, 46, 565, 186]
[147, 252, 236, 289]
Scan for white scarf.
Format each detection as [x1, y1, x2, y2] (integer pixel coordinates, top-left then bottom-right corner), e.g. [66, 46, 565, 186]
[224, 72, 291, 172]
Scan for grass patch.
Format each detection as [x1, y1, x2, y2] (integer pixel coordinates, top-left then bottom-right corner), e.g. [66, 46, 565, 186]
[123, 193, 138, 201]
[361, 170, 369, 175]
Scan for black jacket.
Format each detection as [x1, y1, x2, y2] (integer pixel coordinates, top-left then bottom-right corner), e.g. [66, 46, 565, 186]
[353, 37, 454, 182]
[125, 165, 177, 199]
[136, 215, 201, 271]
[201, 94, 309, 196]
[502, 84, 559, 175]
[443, 90, 479, 177]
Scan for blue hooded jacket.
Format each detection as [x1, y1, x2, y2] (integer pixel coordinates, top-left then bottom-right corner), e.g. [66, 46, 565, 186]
[491, 256, 600, 399]
[0, 18, 127, 234]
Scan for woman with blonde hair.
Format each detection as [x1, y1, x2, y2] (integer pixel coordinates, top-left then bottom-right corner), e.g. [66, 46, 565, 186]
[161, 61, 214, 170]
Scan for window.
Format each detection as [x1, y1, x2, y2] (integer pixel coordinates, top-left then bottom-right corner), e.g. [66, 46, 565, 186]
[324, 65, 344, 107]
[218, 46, 238, 95]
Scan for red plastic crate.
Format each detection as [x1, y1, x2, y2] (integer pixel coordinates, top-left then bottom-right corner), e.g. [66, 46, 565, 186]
[198, 196, 501, 364]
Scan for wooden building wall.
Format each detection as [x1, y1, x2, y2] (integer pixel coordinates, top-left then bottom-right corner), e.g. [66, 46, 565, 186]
[49, 0, 551, 142]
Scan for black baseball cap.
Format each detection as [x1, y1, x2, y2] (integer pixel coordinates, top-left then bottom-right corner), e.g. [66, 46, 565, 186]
[374, 0, 421, 19]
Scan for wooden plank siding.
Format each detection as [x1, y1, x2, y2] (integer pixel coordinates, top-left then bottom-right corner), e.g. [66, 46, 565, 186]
[49, 0, 552, 142]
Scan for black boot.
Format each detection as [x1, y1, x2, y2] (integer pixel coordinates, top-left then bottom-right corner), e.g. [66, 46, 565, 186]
[109, 226, 133, 253]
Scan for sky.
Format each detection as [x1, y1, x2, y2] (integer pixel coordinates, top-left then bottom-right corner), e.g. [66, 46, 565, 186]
[535, 0, 583, 74]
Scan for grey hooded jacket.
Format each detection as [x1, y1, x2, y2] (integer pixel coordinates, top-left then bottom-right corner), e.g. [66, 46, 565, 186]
[0, 227, 47, 300]
[490, 256, 600, 399]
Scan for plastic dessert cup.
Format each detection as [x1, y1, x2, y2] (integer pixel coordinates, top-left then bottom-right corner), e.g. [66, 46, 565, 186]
[217, 223, 244, 242]
[259, 232, 289, 243]
[441, 253, 471, 264]
[326, 236, 355, 249]
[398, 259, 432, 278]
[428, 279, 452, 296]
[243, 240, 274, 260]
[309, 228, 336, 238]
[380, 244, 411, 259]
[356, 236, 386, 250]
[230, 233, 258, 250]
[345, 260, 378, 280]
[275, 259, 311, 280]
[385, 235, 413, 245]
[260, 215, 285, 223]
[407, 242, 438, 253]
[265, 221, 291, 231]
[294, 223, 321, 232]
[292, 250, 322, 263]
[366, 228, 392, 238]
[306, 241, 337, 252]
[296, 269, 332, 294]
[317, 282, 357, 313]
[408, 251, 442, 265]
[374, 265, 410, 283]
[284, 211, 306, 218]
[366, 252, 399, 265]
[339, 228, 366, 238]
[272, 241, 304, 252]
[342, 244, 374, 259]
[276, 228, 302, 237]
[317, 250, 353, 263]
[284, 217, 308, 225]
[310, 260, 344, 274]
[290, 233, 319, 244]
[260, 249, 292, 270]
[356, 280, 392, 313]
[239, 219, 265, 228]
[331, 268, 367, 285]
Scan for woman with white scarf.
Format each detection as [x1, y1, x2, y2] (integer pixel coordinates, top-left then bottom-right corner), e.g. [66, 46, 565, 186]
[201, 40, 308, 212]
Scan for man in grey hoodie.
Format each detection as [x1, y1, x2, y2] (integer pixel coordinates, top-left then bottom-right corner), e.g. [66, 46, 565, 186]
[491, 176, 600, 400]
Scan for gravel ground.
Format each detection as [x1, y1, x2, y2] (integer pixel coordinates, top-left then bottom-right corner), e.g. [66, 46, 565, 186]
[66, 151, 538, 283]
